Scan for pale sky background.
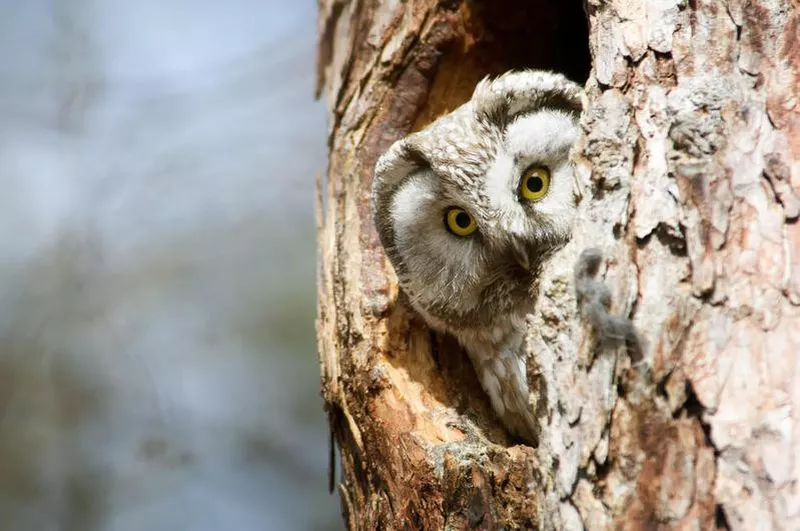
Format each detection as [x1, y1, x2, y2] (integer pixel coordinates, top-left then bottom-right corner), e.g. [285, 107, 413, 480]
[0, 1, 337, 529]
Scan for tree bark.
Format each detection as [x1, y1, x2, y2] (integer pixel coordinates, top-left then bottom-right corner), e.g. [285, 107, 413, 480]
[315, 0, 800, 529]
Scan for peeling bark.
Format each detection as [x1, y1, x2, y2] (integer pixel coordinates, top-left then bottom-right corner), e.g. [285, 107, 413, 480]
[316, 0, 800, 529]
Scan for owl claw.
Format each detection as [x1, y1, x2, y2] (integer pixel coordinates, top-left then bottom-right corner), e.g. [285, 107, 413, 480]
[574, 247, 644, 362]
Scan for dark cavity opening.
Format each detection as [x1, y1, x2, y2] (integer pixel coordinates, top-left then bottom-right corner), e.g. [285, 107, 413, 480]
[411, 0, 590, 130]
[470, 0, 591, 84]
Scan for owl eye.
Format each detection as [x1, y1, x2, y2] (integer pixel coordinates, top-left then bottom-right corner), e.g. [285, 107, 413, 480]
[520, 165, 550, 201]
[445, 207, 477, 236]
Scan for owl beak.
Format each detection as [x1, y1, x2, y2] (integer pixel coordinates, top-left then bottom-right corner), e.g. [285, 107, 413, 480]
[510, 238, 531, 270]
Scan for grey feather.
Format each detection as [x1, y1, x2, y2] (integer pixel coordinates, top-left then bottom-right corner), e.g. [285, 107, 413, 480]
[371, 70, 638, 444]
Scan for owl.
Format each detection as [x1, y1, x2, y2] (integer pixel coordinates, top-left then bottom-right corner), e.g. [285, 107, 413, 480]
[371, 70, 641, 443]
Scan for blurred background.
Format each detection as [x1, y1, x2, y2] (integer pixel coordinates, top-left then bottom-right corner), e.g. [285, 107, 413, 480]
[0, 1, 340, 529]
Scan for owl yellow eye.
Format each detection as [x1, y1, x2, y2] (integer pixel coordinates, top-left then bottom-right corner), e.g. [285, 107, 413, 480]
[520, 165, 550, 200]
[445, 208, 477, 236]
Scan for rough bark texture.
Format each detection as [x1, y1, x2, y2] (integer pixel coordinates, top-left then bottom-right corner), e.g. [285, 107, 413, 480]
[316, 0, 799, 529]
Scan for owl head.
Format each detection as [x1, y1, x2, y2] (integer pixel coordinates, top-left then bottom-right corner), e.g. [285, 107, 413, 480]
[372, 70, 584, 336]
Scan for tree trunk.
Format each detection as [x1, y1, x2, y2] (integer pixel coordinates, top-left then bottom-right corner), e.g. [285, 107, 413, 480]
[315, 0, 799, 529]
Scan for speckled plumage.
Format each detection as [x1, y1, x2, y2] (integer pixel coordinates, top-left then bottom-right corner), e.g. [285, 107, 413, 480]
[372, 70, 584, 443]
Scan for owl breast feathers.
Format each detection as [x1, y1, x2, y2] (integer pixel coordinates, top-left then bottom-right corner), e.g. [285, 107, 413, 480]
[371, 70, 585, 442]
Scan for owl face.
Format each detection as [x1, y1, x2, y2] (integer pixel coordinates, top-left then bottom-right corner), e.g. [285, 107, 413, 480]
[373, 71, 583, 335]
